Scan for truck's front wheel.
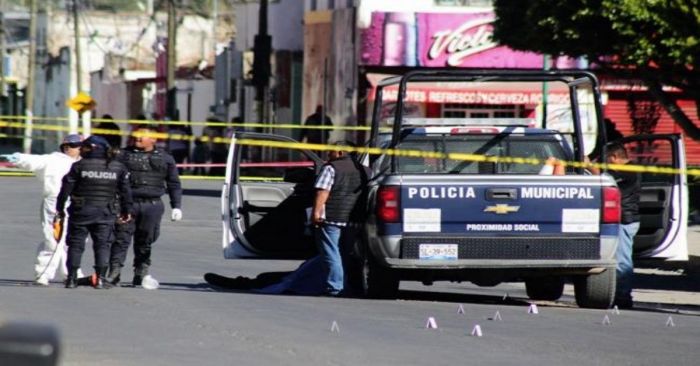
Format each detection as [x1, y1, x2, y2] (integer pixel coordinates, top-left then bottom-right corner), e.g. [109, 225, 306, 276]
[573, 269, 616, 309]
[361, 254, 399, 299]
[525, 277, 564, 301]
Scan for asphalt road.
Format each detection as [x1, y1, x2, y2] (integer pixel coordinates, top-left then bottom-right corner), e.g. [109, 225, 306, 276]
[1, 177, 699, 366]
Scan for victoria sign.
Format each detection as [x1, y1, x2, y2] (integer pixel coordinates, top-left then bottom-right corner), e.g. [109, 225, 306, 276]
[360, 11, 545, 68]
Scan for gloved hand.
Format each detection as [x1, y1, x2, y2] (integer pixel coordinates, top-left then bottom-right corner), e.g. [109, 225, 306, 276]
[118, 213, 132, 224]
[0, 153, 20, 164]
[171, 208, 182, 221]
[54, 211, 66, 222]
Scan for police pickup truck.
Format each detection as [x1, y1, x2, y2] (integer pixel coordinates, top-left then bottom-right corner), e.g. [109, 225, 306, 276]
[221, 70, 688, 309]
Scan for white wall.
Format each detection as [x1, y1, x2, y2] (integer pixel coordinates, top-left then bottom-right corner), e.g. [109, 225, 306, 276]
[176, 79, 216, 138]
[305, 0, 356, 11]
[234, 0, 304, 52]
[356, 0, 489, 28]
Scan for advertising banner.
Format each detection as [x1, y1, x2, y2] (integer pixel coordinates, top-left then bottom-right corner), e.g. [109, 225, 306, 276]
[360, 11, 553, 68]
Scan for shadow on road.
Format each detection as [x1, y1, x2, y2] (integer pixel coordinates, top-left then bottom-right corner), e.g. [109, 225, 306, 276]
[0, 279, 40, 287]
[635, 255, 700, 292]
[151, 282, 218, 292]
[634, 272, 700, 293]
[398, 289, 531, 306]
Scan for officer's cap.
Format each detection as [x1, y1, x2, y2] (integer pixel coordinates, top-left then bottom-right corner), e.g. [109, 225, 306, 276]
[83, 135, 111, 150]
[61, 134, 83, 145]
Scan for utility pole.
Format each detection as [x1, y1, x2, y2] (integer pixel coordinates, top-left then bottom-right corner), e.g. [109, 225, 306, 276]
[166, 0, 177, 120]
[252, 0, 270, 102]
[72, 0, 82, 93]
[0, 0, 6, 99]
[24, 0, 37, 153]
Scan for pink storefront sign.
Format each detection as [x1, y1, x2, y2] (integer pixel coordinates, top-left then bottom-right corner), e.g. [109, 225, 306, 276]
[370, 87, 570, 105]
[360, 11, 548, 68]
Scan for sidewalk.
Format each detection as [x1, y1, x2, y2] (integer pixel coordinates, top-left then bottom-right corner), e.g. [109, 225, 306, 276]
[559, 225, 700, 313]
[630, 225, 700, 311]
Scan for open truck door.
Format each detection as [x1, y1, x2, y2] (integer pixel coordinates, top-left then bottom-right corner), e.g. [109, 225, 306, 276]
[616, 134, 689, 261]
[221, 132, 324, 259]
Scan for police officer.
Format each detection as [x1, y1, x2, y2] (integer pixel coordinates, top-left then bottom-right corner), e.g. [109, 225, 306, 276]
[108, 127, 183, 286]
[56, 135, 132, 289]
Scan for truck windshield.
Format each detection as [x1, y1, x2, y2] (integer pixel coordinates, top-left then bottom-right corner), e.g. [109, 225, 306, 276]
[390, 134, 570, 174]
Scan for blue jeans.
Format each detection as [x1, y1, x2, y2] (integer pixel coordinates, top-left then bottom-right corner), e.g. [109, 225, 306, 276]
[616, 222, 640, 301]
[315, 224, 344, 295]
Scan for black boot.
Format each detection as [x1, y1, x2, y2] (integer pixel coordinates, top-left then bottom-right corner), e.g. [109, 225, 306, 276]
[133, 265, 148, 286]
[94, 267, 112, 289]
[107, 264, 122, 285]
[65, 268, 78, 289]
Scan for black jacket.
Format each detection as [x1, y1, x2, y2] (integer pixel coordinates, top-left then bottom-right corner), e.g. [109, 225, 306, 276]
[610, 166, 641, 224]
[56, 152, 132, 216]
[118, 147, 182, 209]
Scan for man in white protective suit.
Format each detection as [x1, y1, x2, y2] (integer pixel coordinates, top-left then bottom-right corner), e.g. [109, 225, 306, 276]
[1, 134, 86, 285]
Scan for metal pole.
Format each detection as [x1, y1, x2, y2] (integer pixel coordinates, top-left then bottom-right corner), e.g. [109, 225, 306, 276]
[541, 54, 549, 129]
[212, 0, 218, 53]
[322, 57, 328, 145]
[166, 0, 177, 120]
[72, 0, 82, 93]
[23, 0, 37, 153]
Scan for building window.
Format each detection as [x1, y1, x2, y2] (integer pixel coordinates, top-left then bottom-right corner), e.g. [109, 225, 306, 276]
[328, 0, 335, 9]
[310, 0, 318, 11]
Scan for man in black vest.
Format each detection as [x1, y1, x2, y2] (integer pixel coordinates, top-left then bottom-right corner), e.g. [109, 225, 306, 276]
[56, 135, 132, 289]
[311, 143, 369, 296]
[108, 127, 183, 286]
[588, 143, 641, 308]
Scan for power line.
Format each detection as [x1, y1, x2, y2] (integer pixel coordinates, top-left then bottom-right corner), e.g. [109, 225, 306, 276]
[78, 8, 157, 57]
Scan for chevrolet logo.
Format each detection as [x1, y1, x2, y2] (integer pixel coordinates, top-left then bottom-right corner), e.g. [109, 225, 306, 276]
[483, 204, 520, 214]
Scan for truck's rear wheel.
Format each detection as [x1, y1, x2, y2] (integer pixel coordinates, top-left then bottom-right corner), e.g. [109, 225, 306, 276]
[525, 277, 564, 301]
[573, 269, 616, 309]
[361, 254, 399, 299]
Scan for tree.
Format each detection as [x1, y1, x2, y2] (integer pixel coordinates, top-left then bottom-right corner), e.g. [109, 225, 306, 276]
[492, 0, 700, 139]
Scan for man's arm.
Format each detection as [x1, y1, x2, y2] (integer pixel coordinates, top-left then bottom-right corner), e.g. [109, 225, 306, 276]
[312, 189, 330, 226]
[584, 156, 601, 175]
[56, 163, 79, 214]
[13, 153, 50, 172]
[312, 164, 335, 225]
[164, 154, 182, 209]
[117, 168, 133, 216]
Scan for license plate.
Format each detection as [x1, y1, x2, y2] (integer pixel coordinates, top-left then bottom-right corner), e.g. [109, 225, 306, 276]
[419, 244, 458, 260]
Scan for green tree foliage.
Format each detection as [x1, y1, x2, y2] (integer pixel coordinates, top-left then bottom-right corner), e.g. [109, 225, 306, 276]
[493, 0, 700, 139]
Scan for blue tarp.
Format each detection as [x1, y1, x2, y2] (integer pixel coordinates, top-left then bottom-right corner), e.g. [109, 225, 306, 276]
[254, 256, 326, 296]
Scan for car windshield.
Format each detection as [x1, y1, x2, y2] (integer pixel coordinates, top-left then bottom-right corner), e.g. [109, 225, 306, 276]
[384, 133, 570, 174]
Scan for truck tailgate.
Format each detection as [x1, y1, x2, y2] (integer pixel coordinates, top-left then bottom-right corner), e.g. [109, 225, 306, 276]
[399, 175, 606, 236]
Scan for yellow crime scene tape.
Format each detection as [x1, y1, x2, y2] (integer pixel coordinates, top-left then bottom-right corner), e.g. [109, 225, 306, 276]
[233, 138, 700, 177]
[1, 115, 699, 177]
[0, 115, 370, 131]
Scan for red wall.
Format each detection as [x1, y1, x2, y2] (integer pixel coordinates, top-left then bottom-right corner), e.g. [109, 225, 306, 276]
[604, 97, 700, 166]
